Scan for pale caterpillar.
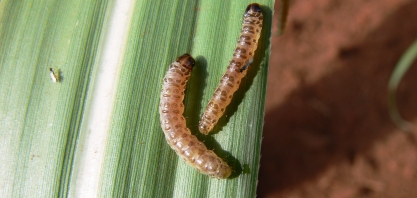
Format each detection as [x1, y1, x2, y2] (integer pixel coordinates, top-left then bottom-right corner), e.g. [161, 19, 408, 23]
[49, 68, 59, 82]
[199, 3, 263, 134]
[159, 54, 232, 179]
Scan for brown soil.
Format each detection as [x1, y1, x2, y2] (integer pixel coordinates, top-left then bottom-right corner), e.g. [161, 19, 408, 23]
[258, 0, 417, 197]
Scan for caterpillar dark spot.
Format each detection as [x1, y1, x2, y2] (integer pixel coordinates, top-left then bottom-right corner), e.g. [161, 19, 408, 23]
[159, 54, 232, 179]
[199, 3, 263, 134]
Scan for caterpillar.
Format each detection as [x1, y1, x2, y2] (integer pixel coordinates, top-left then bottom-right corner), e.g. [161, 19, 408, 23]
[49, 68, 59, 82]
[159, 54, 232, 179]
[199, 3, 263, 134]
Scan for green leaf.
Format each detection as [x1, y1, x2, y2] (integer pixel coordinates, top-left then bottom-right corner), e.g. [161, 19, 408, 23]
[1, 0, 274, 197]
[388, 39, 417, 132]
[101, 1, 273, 197]
[0, 0, 110, 197]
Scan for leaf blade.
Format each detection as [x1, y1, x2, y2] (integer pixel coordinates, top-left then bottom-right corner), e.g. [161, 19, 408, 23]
[100, 0, 273, 197]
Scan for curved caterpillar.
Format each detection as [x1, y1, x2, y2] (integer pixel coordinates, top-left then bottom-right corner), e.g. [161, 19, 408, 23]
[159, 54, 232, 179]
[199, 3, 263, 134]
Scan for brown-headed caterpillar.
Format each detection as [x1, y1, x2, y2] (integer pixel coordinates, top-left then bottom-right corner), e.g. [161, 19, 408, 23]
[159, 54, 232, 179]
[199, 3, 263, 134]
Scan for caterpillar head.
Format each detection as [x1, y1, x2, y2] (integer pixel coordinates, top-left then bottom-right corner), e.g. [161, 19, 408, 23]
[177, 53, 195, 70]
[245, 3, 262, 14]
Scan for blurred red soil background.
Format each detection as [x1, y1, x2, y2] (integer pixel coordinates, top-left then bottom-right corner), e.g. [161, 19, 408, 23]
[258, 0, 417, 197]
